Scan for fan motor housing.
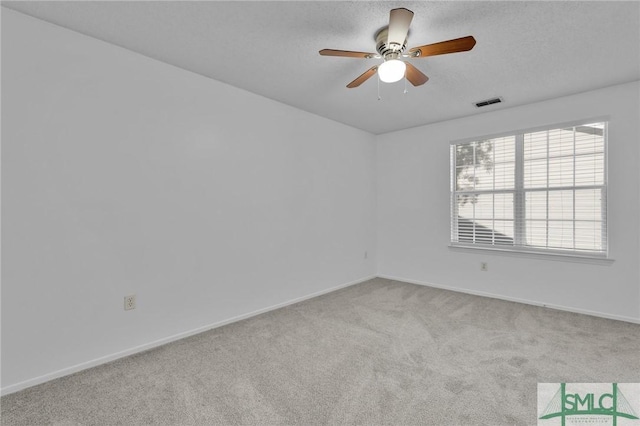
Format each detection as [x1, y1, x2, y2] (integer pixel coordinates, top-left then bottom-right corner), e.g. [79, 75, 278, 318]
[375, 28, 407, 57]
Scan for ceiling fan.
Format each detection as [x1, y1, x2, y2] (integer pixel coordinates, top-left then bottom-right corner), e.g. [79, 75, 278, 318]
[319, 8, 476, 88]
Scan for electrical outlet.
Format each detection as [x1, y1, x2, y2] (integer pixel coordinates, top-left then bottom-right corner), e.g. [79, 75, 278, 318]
[124, 295, 136, 311]
[480, 262, 488, 272]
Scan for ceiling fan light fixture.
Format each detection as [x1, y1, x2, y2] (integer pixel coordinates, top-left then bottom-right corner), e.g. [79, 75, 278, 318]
[319, 8, 476, 89]
[378, 59, 406, 83]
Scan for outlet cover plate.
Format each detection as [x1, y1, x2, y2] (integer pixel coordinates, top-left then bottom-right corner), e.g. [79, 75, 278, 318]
[124, 295, 136, 310]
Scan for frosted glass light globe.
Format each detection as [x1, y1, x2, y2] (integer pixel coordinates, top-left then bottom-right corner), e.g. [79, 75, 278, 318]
[378, 59, 406, 83]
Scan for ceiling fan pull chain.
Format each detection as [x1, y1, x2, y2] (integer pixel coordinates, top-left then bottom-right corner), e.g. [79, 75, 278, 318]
[404, 72, 408, 94]
[377, 74, 382, 101]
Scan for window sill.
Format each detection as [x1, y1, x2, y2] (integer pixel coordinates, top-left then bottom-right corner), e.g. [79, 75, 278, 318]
[448, 244, 615, 265]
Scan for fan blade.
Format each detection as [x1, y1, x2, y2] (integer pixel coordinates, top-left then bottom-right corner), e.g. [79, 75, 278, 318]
[387, 8, 414, 50]
[347, 66, 378, 88]
[405, 63, 429, 86]
[319, 49, 376, 59]
[409, 36, 476, 58]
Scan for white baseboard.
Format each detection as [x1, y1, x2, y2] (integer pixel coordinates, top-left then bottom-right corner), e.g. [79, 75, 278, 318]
[1, 275, 376, 396]
[377, 274, 640, 325]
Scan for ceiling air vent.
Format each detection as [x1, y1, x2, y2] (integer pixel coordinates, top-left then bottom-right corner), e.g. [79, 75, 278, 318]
[475, 97, 503, 108]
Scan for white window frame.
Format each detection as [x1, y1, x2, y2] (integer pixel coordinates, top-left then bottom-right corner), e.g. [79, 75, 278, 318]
[449, 117, 609, 260]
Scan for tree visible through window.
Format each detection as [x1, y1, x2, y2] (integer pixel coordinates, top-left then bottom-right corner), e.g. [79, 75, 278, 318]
[450, 122, 607, 257]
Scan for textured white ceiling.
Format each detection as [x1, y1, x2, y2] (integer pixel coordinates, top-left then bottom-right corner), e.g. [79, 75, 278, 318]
[3, 1, 639, 134]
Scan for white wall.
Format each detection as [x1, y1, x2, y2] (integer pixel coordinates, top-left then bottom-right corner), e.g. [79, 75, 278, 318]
[377, 81, 640, 322]
[1, 9, 376, 392]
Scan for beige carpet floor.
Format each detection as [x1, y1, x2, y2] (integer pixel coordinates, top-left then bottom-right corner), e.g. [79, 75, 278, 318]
[2, 278, 639, 425]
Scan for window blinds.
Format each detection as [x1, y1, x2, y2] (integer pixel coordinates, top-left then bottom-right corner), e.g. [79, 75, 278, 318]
[450, 122, 607, 257]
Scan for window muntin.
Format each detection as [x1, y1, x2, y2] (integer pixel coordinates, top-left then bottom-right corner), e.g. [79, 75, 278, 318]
[450, 122, 607, 257]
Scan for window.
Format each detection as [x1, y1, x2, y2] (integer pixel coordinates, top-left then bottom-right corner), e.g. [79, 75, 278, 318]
[450, 121, 607, 258]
